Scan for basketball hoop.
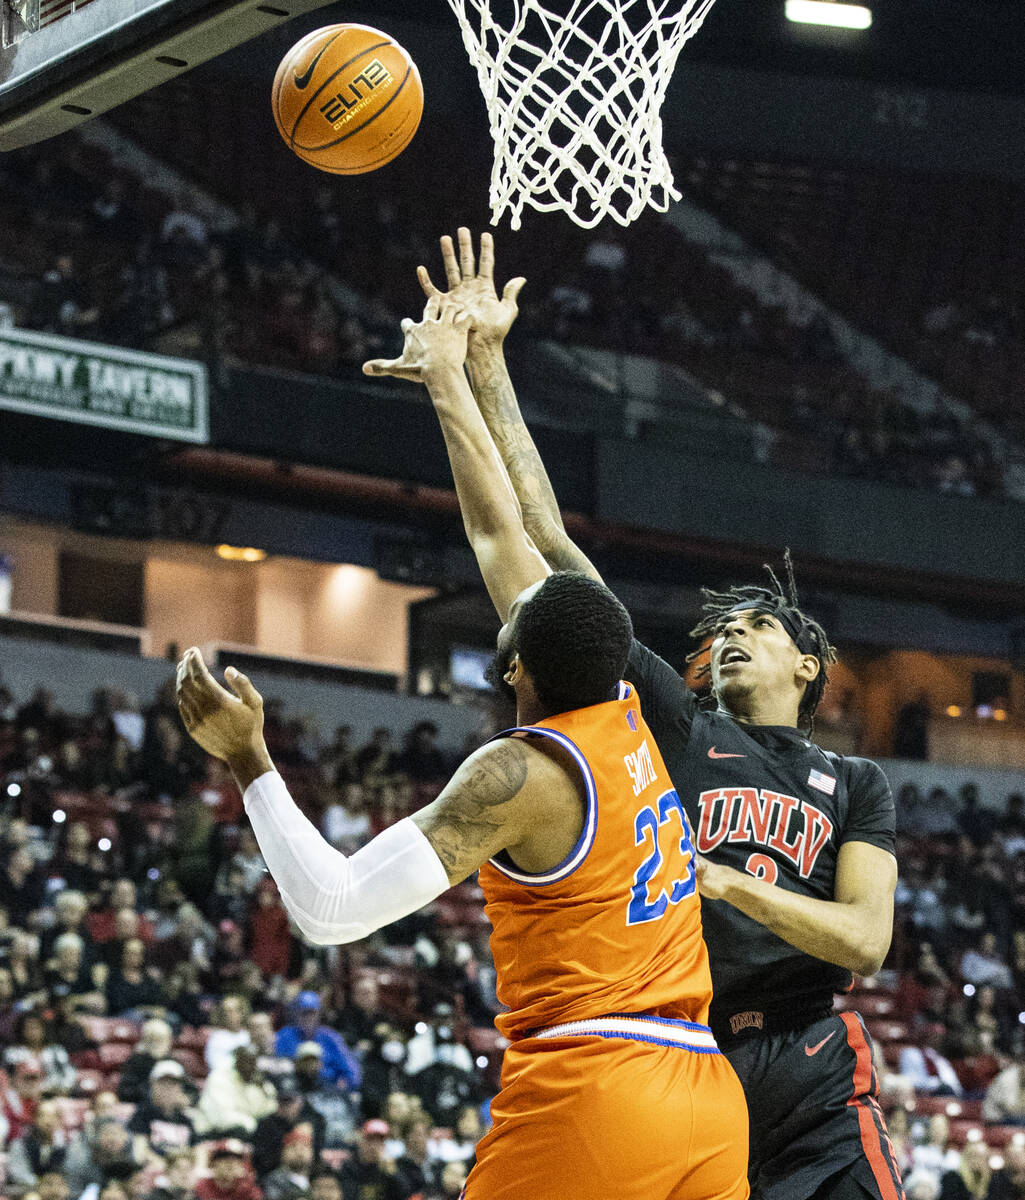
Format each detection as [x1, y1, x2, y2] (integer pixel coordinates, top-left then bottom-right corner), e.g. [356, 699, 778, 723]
[446, 0, 720, 229]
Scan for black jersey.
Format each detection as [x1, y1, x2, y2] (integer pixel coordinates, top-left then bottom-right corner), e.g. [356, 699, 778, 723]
[626, 640, 896, 1042]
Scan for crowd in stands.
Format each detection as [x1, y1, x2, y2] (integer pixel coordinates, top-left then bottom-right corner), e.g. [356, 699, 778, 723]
[0, 114, 1013, 501]
[0, 670, 498, 1200]
[4, 663, 1025, 1196]
[682, 154, 1023, 482]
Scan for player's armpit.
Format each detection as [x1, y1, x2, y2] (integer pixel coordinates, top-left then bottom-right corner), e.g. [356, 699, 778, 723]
[833, 840, 898, 976]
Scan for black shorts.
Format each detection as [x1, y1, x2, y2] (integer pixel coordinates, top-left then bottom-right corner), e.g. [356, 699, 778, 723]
[723, 1012, 905, 1200]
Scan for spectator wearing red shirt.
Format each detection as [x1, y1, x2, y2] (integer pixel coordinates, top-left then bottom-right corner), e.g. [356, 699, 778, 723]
[247, 879, 293, 980]
[87, 879, 156, 945]
[2, 1059, 43, 1140]
[196, 1141, 263, 1200]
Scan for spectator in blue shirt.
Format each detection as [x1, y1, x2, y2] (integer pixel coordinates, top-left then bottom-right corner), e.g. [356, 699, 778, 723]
[274, 992, 361, 1090]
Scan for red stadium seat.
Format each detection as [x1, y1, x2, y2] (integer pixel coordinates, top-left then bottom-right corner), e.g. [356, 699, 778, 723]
[845, 993, 896, 1017]
[351, 966, 419, 1019]
[467, 1027, 509, 1089]
[914, 1096, 972, 1118]
[172, 1048, 207, 1081]
[947, 1120, 984, 1147]
[882, 1041, 914, 1069]
[865, 1019, 908, 1043]
[99, 1043, 134, 1068]
[954, 1054, 1001, 1092]
[175, 1026, 211, 1051]
[70, 1049, 102, 1071]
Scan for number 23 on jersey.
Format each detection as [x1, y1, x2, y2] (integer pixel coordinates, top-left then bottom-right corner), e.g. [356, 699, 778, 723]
[627, 788, 697, 925]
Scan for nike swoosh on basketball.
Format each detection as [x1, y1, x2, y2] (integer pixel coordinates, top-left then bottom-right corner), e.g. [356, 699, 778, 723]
[293, 43, 331, 89]
[707, 747, 746, 759]
[805, 1031, 836, 1057]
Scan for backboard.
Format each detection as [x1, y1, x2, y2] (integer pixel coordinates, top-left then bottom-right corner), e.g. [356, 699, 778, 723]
[0, 0, 337, 150]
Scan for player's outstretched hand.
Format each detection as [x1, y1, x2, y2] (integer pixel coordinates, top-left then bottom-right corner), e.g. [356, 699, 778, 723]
[175, 647, 266, 766]
[418, 227, 525, 350]
[363, 295, 472, 382]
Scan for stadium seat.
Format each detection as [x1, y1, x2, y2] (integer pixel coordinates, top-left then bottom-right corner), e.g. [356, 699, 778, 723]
[175, 1026, 211, 1051]
[843, 993, 895, 1017]
[882, 1042, 914, 1069]
[865, 1019, 908, 1043]
[914, 1096, 973, 1118]
[70, 1049, 102, 1071]
[172, 1048, 207, 1080]
[99, 1043, 134, 1068]
[108, 1019, 142, 1043]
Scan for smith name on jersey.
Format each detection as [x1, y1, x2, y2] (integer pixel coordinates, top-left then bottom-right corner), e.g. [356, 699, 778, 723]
[625, 640, 896, 1042]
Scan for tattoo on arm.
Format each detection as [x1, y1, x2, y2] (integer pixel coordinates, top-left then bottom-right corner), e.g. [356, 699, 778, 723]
[416, 740, 530, 880]
[467, 351, 601, 579]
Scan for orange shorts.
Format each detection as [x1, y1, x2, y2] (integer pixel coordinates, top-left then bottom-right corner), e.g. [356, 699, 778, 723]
[464, 1019, 749, 1200]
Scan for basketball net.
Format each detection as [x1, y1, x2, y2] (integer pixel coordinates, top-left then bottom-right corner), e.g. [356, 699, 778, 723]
[446, 0, 720, 229]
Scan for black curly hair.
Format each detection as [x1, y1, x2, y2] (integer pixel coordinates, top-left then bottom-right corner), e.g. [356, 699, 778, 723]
[488, 572, 634, 718]
[686, 550, 837, 729]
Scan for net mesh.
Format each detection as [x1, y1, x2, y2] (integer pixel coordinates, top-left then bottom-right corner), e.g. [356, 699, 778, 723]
[446, 0, 719, 229]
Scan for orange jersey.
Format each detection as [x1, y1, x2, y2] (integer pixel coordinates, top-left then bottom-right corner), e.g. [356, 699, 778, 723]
[480, 682, 713, 1041]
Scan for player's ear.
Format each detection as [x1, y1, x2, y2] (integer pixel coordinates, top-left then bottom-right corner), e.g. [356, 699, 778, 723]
[504, 653, 523, 685]
[796, 654, 820, 684]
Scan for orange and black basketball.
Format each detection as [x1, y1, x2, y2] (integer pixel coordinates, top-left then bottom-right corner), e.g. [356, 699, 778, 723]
[271, 24, 423, 174]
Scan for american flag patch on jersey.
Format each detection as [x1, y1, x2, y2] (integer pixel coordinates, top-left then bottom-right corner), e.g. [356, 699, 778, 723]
[808, 768, 836, 796]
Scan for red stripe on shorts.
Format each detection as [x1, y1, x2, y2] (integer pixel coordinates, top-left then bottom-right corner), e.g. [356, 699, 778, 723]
[839, 1012, 905, 1200]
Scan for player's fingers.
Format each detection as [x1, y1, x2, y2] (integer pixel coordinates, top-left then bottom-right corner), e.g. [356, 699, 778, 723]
[502, 277, 527, 306]
[424, 294, 442, 321]
[177, 696, 199, 731]
[440, 235, 460, 287]
[478, 232, 495, 280]
[225, 666, 262, 711]
[362, 358, 400, 376]
[417, 265, 441, 298]
[457, 227, 476, 280]
[189, 648, 233, 700]
[401, 317, 415, 334]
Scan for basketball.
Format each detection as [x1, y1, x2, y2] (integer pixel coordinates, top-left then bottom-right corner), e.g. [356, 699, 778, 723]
[271, 24, 423, 175]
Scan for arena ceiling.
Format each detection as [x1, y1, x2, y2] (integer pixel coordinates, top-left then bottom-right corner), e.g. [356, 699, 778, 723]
[361, 0, 1025, 97]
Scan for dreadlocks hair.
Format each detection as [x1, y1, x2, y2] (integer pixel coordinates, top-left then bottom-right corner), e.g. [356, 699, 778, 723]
[685, 549, 838, 730]
[511, 572, 634, 718]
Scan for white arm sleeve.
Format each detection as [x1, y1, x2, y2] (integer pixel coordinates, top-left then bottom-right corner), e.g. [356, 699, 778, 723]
[243, 771, 451, 945]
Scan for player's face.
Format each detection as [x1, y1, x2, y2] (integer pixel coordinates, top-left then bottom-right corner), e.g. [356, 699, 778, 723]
[484, 582, 542, 706]
[709, 610, 809, 712]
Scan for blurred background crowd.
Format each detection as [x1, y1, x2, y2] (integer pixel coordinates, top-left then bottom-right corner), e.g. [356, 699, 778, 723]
[0, 673, 1024, 1199]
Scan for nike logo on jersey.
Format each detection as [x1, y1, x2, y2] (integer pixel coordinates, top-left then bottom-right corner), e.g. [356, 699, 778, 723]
[805, 1031, 836, 1057]
[708, 747, 746, 759]
[293, 41, 332, 89]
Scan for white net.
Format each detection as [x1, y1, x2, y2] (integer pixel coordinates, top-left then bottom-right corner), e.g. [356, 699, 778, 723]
[446, 0, 720, 229]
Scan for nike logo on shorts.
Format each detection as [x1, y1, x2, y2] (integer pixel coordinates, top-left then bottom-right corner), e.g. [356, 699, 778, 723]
[708, 747, 746, 759]
[804, 1031, 836, 1057]
[294, 43, 331, 89]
